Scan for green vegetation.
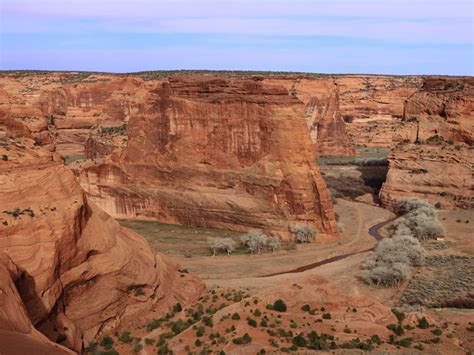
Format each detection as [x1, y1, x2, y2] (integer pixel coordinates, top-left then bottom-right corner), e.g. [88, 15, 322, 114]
[273, 299, 287, 312]
[101, 124, 127, 136]
[100, 336, 114, 350]
[290, 224, 318, 243]
[401, 255, 474, 308]
[117, 331, 133, 344]
[361, 234, 425, 287]
[418, 317, 430, 329]
[233, 333, 252, 345]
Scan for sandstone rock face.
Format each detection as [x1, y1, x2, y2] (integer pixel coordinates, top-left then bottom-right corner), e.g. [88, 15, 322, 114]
[403, 77, 474, 144]
[0, 72, 150, 157]
[335, 76, 423, 147]
[263, 78, 356, 156]
[380, 77, 473, 210]
[0, 253, 74, 355]
[0, 137, 204, 352]
[77, 77, 338, 238]
[379, 142, 473, 210]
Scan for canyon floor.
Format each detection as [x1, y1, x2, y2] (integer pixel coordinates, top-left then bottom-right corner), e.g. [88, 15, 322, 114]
[111, 151, 473, 354]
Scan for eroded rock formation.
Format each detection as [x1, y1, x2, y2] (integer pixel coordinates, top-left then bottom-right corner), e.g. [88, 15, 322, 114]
[263, 78, 356, 156]
[77, 77, 338, 238]
[0, 136, 204, 352]
[380, 77, 474, 210]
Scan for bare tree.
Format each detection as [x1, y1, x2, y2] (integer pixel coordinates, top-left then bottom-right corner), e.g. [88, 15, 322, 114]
[290, 224, 318, 243]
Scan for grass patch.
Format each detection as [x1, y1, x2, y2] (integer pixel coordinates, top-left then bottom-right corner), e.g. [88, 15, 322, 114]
[401, 255, 474, 308]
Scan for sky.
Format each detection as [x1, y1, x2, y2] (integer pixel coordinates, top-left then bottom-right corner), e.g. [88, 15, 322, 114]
[0, 0, 473, 75]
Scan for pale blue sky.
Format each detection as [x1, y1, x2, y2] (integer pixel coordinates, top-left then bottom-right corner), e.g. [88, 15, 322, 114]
[1, 0, 473, 74]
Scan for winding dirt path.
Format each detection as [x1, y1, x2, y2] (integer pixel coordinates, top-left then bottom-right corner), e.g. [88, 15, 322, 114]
[261, 217, 395, 277]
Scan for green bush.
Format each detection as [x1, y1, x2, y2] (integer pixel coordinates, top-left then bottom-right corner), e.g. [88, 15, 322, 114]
[247, 318, 257, 327]
[322, 312, 331, 319]
[418, 317, 430, 329]
[301, 304, 310, 312]
[173, 303, 183, 312]
[100, 336, 114, 350]
[273, 299, 287, 312]
[293, 333, 307, 347]
[118, 331, 133, 344]
[231, 312, 240, 320]
[233, 333, 252, 345]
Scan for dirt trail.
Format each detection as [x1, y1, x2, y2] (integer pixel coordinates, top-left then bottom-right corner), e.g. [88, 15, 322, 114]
[262, 217, 394, 277]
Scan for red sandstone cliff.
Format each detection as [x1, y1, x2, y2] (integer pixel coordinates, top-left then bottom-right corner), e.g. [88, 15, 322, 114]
[76, 76, 338, 238]
[0, 134, 204, 352]
[380, 77, 474, 210]
[263, 78, 356, 156]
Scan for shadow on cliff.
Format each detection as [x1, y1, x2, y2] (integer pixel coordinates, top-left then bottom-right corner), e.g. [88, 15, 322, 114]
[357, 165, 389, 203]
[14, 270, 67, 347]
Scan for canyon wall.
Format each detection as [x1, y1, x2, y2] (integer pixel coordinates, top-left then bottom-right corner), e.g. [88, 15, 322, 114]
[77, 76, 338, 238]
[263, 78, 356, 156]
[380, 77, 474, 210]
[0, 133, 204, 352]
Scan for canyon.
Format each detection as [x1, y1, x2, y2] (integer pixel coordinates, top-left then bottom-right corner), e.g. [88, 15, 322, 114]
[0, 131, 204, 353]
[0, 71, 472, 354]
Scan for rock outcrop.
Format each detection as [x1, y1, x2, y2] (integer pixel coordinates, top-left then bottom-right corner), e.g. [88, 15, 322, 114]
[0, 136, 204, 352]
[263, 78, 356, 156]
[0, 253, 74, 355]
[403, 77, 474, 144]
[76, 76, 338, 238]
[379, 142, 473, 210]
[380, 77, 473, 210]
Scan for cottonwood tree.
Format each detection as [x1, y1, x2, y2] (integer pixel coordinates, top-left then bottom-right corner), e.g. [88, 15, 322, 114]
[240, 230, 268, 254]
[290, 224, 318, 243]
[266, 236, 281, 253]
[391, 198, 444, 240]
[207, 237, 236, 256]
[361, 235, 425, 287]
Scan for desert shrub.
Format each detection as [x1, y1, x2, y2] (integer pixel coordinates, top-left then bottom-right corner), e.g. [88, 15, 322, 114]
[118, 331, 133, 344]
[391, 198, 443, 240]
[100, 336, 114, 350]
[266, 236, 281, 252]
[301, 304, 310, 312]
[293, 333, 307, 347]
[207, 237, 236, 256]
[273, 299, 287, 312]
[247, 318, 257, 327]
[391, 308, 406, 322]
[173, 303, 182, 312]
[233, 333, 252, 345]
[240, 230, 268, 254]
[322, 313, 332, 319]
[231, 312, 240, 320]
[418, 317, 430, 329]
[290, 224, 318, 243]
